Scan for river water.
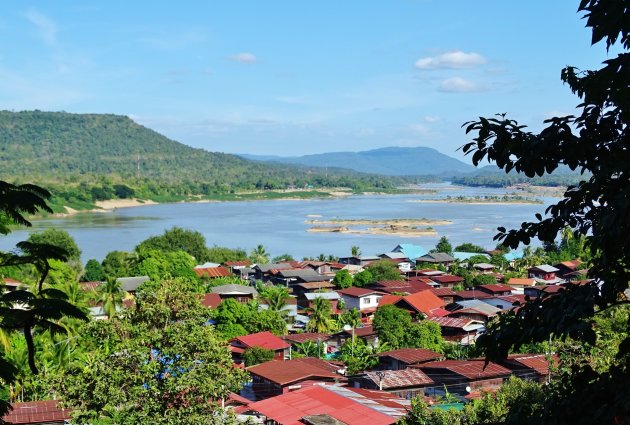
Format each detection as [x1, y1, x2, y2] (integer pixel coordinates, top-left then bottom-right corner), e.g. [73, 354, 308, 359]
[0, 183, 557, 262]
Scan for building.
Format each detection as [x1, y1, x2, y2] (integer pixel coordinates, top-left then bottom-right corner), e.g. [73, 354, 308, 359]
[527, 265, 561, 283]
[245, 385, 410, 425]
[230, 331, 290, 365]
[2, 400, 71, 424]
[427, 316, 485, 345]
[377, 348, 443, 370]
[414, 359, 512, 395]
[553, 260, 583, 278]
[476, 284, 513, 297]
[245, 357, 345, 400]
[429, 275, 464, 289]
[499, 353, 557, 383]
[210, 284, 258, 303]
[506, 277, 536, 293]
[337, 287, 386, 322]
[193, 266, 232, 279]
[414, 252, 456, 268]
[115, 276, 150, 294]
[352, 368, 435, 399]
[378, 290, 446, 318]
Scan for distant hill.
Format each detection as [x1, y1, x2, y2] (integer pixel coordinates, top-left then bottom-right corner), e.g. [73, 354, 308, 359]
[0, 111, 408, 210]
[239, 146, 475, 176]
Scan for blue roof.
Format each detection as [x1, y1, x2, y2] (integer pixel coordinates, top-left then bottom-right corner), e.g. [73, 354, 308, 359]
[504, 251, 524, 261]
[393, 244, 427, 260]
[452, 251, 490, 261]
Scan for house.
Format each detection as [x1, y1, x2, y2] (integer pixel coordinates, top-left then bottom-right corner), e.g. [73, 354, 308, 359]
[392, 244, 427, 261]
[79, 281, 102, 292]
[271, 269, 331, 287]
[453, 289, 492, 302]
[116, 276, 150, 294]
[2, 278, 22, 292]
[338, 255, 381, 267]
[499, 353, 557, 383]
[527, 265, 562, 283]
[524, 284, 565, 299]
[369, 279, 433, 295]
[453, 251, 490, 262]
[2, 400, 71, 424]
[378, 290, 446, 318]
[211, 284, 258, 303]
[473, 263, 495, 274]
[351, 368, 435, 399]
[377, 348, 443, 370]
[245, 357, 345, 400]
[331, 325, 380, 348]
[194, 266, 232, 279]
[245, 385, 410, 425]
[554, 260, 583, 278]
[260, 295, 298, 321]
[430, 287, 456, 304]
[427, 316, 486, 345]
[229, 331, 290, 365]
[428, 275, 464, 289]
[200, 293, 223, 309]
[476, 284, 513, 296]
[283, 332, 334, 355]
[337, 287, 386, 322]
[253, 262, 296, 281]
[414, 359, 512, 395]
[223, 260, 253, 279]
[446, 300, 501, 323]
[506, 277, 536, 293]
[378, 253, 413, 272]
[304, 292, 342, 314]
[481, 294, 527, 311]
[414, 252, 456, 268]
[292, 281, 336, 305]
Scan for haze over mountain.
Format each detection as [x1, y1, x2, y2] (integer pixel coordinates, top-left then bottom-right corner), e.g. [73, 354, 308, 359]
[240, 147, 475, 176]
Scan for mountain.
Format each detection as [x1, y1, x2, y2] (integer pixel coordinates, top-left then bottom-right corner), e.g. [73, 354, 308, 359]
[0, 111, 408, 208]
[239, 146, 475, 176]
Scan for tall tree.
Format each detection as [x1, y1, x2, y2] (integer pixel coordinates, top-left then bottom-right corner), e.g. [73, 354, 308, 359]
[306, 297, 336, 333]
[95, 279, 124, 319]
[135, 227, 210, 263]
[27, 229, 81, 263]
[249, 244, 270, 265]
[461, 1, 630, 423]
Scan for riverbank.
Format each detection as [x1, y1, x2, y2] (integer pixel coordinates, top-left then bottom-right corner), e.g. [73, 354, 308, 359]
[307, 225, 437, 237]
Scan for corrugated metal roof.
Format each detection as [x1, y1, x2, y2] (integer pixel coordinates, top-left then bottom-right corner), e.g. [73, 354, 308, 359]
[231, 331, 290, 351]
[284, 333, 332, 344]
[306, 292, 340, 300]
[337, 287, 386, 298]
[3, 400, 71, 424]
[378, 348, 442, 364]
[529, 264, 560, 273]
[478, 284, 511, 293]
[417, 359, 511, 380]
[400, 290, 445, 316]
[430, 275, 464, 284]
[365, 368, 434, 389]
[247, 358, 342, 386]
[194, 266, 232, 278]
[116, 276, 150, 292]
[211, 284, 258, 296]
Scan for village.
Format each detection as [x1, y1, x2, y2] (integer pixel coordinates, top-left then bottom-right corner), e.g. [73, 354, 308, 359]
[2, 236, 588, 425]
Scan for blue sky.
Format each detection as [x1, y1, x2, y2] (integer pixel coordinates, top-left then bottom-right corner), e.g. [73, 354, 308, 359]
[0, 1, 611, 159]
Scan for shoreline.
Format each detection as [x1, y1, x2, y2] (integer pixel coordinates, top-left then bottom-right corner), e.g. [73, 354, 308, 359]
[306, 218, 452, 226]
[308, 226, 437, 237]
[407, 199, 542, 205]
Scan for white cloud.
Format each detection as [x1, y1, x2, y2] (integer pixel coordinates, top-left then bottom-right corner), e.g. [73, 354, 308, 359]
[23, 8, 57, 46]
[415, 51, 485, 70]
[438, 77, 484, 93]
[423, 115, 440, 123]
[228, 53, 257, 64]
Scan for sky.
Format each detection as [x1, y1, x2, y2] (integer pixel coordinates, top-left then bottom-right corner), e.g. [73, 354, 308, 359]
[0, 1, 612, 159]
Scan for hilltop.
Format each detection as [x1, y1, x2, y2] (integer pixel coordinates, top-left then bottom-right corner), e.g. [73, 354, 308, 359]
[0, 111, 409, 211]
[240, 146, 475, 176]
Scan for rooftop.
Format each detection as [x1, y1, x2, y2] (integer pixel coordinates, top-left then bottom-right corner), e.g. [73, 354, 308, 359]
[430, 275, 464, 284]
[231, 331, 290, 351]
[416, 359, 511, 380]
[427, 316, 485, 330]
[194, 266, 232, 278]
[477, 284, 513, 293]
[305, 292, 341, 301]
[415, 252, 456, 263]
[337, 287, 386, 298]
[365, 368, 434, 389]
[378, 348, 442, 364]
[399, 290, 445, 316]
[247, 357, 342, 386]
[116, 276, 150, 292]
[284, 333, 332, 344]
[2, 400, 71, 424]
[529, 264, 560, 273]
[507, 278, 536, 286]
[211, 284, 258, 296]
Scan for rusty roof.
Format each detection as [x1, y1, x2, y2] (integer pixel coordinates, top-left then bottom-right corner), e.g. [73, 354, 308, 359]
[194, 266, 232, 278]
[416, 359, 511, 380]
[378, 348, 442, 364]
[507, 278, 536, 286]
[284, 333, 332, 344]
[79, 281, 102, 291]
[478, 284, 512, 293]
[231, 331, 290, 351]
[427, 316, 483, 329]
[200, 293, 222, 308]
[224, 260, 253, 267]
[247, 358, 343, 386]
[248, 385, 407, 425]
[3, 400, 71, 424]
[504, 353, 557, 376]
[430, 275, 464, 284]
[398, 290, 445, 316]
[365, 368, 434, 389]
[430, 287, 456, 297]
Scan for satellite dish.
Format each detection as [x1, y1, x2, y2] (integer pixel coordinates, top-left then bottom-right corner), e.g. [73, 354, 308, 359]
[465, 386, 472, 393]
[343, 324, 352, 331]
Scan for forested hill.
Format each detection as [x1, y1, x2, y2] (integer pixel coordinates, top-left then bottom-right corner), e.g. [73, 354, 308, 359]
[241, 146, 475, 176]
[0, 111, 409, 210]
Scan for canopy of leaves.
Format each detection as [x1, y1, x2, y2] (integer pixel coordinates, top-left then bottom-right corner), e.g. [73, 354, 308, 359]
[365, 260, 402, 282]
[27, 229, 81, 262]
[135, 227, 210, 263]
[373, 305, 443, 351]
[243, 346, 275, 367]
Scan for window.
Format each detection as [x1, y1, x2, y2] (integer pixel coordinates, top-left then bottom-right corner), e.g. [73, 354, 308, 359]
[363, 297, 371, 305]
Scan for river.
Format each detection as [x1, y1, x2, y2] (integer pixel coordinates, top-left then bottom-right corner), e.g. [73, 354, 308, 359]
[0, 183, 557, 262]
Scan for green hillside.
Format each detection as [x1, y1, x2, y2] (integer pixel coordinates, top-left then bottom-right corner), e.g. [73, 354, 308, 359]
[0, 111, 408, 211]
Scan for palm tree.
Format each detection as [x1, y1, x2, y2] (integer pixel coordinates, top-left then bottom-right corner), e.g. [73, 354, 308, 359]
[260, 286, 290, 313]
[249, 244, 269, 265]
[95, 278, 124, 319]
[338, 308, 361, 329]
[306, 297, 336, 333]
[351, 246, 361, 257]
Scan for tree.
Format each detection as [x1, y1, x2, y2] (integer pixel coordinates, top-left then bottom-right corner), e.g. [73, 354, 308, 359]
[95, 279, 124, 319]
[461, 2, 630, 423]
[339, 337, 387, 375]
[365, 260, 403, 282]
[135, 227, 210, 263]
[259, 285, 291, 317]
[351, 246, 361, 256]
[432, 236, 453, 255]
[352, 269, 374, 287]
[243, 346, 274, 366]
[249, 244, 269, 265]
[332, 269, 353, 289]
[454, 242, 485, 253]
[81, 259, 105, 281]
[101, 250, 134, 279]
[206, 246, 248, 264]
[306, 297, 336, 333]
[27, 229, 81, 263]
[271, 253, 294, 263]
[373, 305, 412, 349]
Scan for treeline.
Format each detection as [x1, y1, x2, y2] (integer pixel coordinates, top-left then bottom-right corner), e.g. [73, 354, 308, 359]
[0, 111, 409, 211]
[452, 171, 588, 188]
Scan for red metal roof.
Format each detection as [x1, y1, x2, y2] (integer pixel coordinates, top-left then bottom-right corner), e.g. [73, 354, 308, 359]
[430, 287, 456, 297]
[337, 287, 386, 298]
[200, 293, 222, 308]
[454, 290, 492, 300]
[344, 325, 377, 338]
[247, 358, 342, 386]
[504, 353, 558, 376]
[378, 348, 442, 364]
[478, 284, 512, 294]
[416, 359, 511, 380]
[399, 290, 445, 316]
[79, 281, 102, 291]
[430, 275, 464, 284]
[194, 266, 232, 278]
[231, 331, 290, 351]
[507, 278, 536, 286]
[248, 386, 401, 425]
[378, 294, 403, 307]
[284, 333, 332, 344]
[428, 316, 481, 329]
[365, 368, 434, 389]
[3, 400, 71, 424]
[224, 260, 253, 267]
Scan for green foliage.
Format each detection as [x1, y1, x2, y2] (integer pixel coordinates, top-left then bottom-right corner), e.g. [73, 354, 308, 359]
[332, 269, 353, 289]
[432, 236, 453, 255]
[81, 258, 105, 281]
[471, 274, 497, 287]
[365, 260, 402, 282]
[211, 299, 286, 337]
[27, 229, 81, 262]
[249, 244, 270, 265]
[351, 245, 361, 256]
[373, 306, 443, 351]
[206, 246, 248, 264]
[271, 253, 294, 263]
[339, 337, 386, 375]
[243, 346, 275, 366]
[95, 279, 124, 319]
[352, 270, 374, 287]
[306, 297, 337, 333]
[454, 243, 486, 253]
[101, 251, 134, 279]
[136, 227, 210, 263]
[259, 285, 290, 314]
[292, 340, 325, 358]
[132, 249, 198, 282]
